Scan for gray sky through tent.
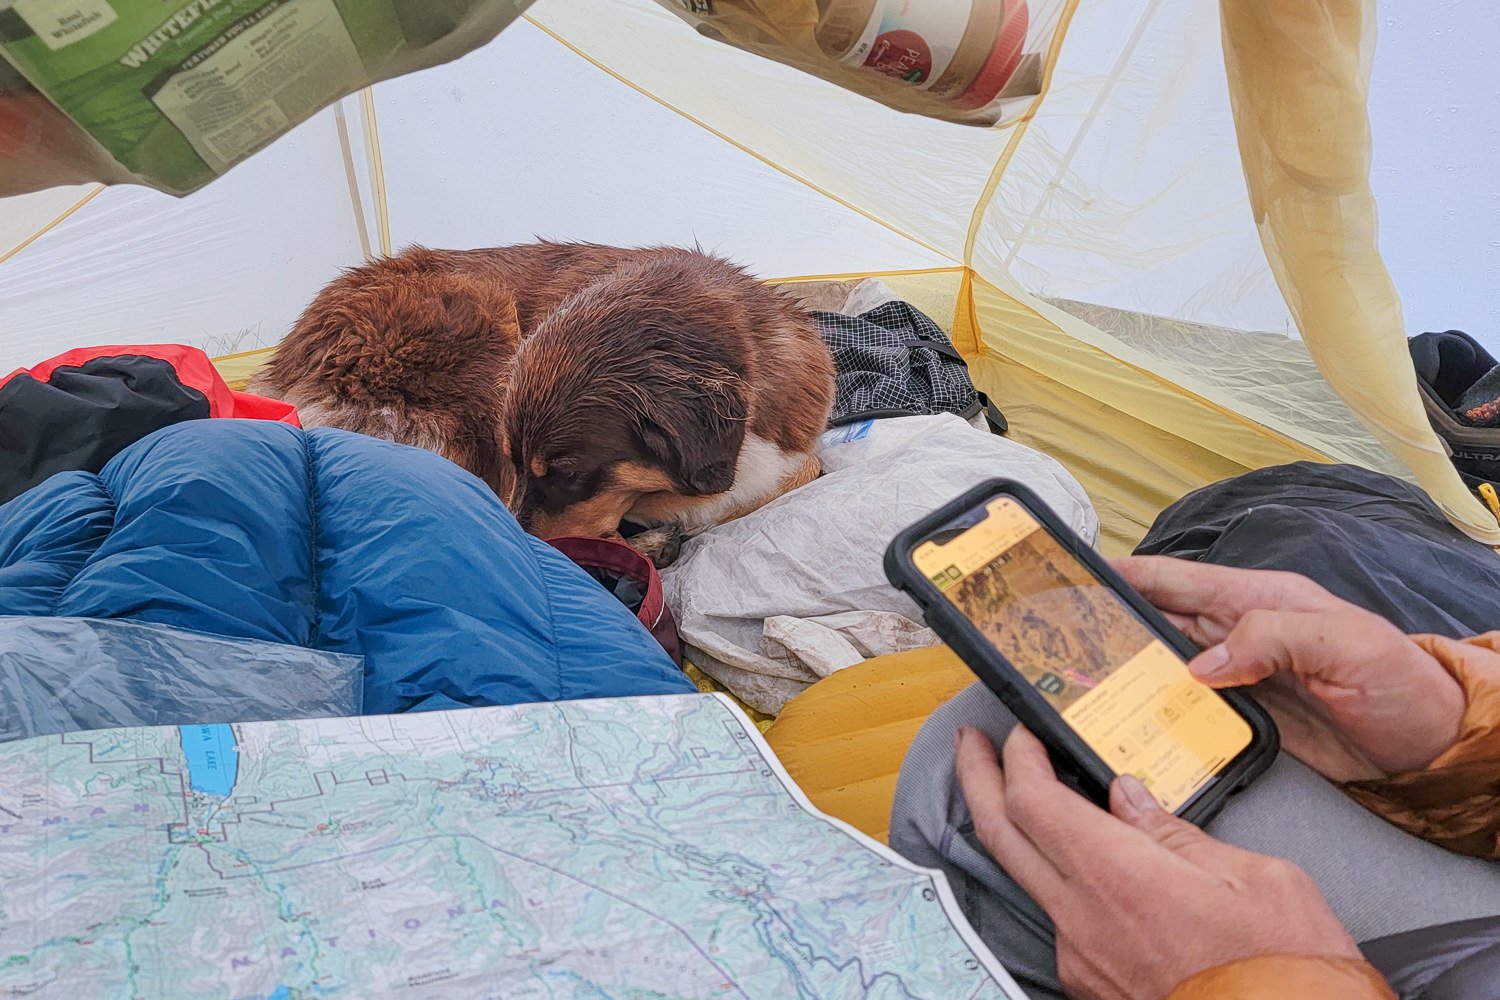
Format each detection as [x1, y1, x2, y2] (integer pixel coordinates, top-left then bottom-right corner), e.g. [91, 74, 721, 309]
[1370, 0, 1499, 345]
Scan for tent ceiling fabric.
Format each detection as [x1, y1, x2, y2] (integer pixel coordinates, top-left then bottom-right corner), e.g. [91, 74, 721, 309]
[1368, 2, 1500, 347]
[0, 184, 99, 264]
[370, 19, 947, 274]
[0, 108, 366, 366]
[974, 0, 1296, 336]
[526, 0, 1018, 262]
[0, 0, 1492, 542]
[493, 0, 1498, 546]
[0, 18, 944, 369]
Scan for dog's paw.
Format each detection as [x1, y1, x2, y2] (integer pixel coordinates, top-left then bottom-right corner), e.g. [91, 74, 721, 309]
[630, 523, 686, 568]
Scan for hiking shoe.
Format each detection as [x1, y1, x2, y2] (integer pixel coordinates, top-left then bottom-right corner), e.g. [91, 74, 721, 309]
[1410, 330, 1500, 487]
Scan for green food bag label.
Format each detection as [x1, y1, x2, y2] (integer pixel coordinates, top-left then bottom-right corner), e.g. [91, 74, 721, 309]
[0, 0, 405, 193]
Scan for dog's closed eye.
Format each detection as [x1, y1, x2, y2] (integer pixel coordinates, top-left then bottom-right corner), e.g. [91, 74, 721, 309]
[534, 456, 585, 483]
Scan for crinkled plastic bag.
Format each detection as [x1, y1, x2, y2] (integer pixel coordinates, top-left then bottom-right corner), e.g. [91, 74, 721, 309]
[0, 0, 536, 196]
[661, 413, 1098, 714]
[0, 616, 364, 742]
[657, 0, 1069, 126]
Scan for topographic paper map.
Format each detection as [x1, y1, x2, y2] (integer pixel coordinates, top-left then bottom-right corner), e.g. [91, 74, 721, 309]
[0, 693, 1026, 999]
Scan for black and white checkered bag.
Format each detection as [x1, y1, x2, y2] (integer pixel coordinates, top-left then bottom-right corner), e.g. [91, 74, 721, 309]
[813, 300, 1007, 434]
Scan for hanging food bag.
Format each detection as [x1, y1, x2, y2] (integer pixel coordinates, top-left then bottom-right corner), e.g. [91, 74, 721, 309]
[0, 0, 536, 196]
[658, 0, 1070, 126]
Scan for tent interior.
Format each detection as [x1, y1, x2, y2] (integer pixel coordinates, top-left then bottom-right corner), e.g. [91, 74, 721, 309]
[2, 1, 1488, 554]
[1, 0, 1497, 842]
[5, 0, 1496, 551]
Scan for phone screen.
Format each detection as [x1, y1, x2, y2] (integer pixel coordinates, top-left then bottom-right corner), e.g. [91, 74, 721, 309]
[912, 496, 1252, 811]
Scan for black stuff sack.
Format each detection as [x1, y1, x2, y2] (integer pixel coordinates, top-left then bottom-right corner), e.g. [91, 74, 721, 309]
[813, 300, 1006, 434]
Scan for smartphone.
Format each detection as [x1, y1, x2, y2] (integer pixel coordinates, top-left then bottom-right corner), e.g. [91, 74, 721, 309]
[884, 479, 1278, 825]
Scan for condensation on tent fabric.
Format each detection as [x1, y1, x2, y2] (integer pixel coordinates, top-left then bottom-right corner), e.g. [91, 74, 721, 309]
[0, 616, 364, 743]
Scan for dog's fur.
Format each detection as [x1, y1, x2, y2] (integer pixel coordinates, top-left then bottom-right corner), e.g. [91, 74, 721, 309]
[252, 243, 835, 563]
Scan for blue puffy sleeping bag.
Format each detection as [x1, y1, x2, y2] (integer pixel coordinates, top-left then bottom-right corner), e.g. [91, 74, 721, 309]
[0, 419, 694, 713]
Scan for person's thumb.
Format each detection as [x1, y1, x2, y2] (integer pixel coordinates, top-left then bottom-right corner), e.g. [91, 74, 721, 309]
[1185, 608, 1302, 688]
[1110, 775, 1222, 862]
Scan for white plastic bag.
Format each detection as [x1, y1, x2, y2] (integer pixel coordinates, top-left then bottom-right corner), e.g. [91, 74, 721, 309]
[661, 413, 1097, 713]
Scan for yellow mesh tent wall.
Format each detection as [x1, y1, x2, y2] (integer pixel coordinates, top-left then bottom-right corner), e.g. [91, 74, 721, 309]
[1, 0, 1495, 552]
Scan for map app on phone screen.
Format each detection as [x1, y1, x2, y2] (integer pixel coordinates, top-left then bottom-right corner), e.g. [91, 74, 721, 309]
[912, 496, 1252, 811]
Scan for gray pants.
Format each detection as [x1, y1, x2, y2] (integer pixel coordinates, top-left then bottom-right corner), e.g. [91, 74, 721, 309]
[889, 683, 1500, 1000]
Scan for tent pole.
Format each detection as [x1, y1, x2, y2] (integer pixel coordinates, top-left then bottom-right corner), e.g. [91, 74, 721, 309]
[358, 88, 393, 258]
[333, 101, 373, 261]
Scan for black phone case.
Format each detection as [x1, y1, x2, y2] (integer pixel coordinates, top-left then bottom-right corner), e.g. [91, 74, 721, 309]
[884, 478, 1279, 827]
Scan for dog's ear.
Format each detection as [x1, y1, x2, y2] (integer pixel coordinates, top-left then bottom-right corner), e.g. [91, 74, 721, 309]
[635, 365, 748, 496]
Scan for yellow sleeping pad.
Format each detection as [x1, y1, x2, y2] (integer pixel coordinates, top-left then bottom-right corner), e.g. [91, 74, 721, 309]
[764, 646, 976, 843]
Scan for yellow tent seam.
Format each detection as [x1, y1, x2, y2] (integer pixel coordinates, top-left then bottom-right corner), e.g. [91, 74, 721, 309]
[333, 101, 374, 261]
[1001, 0, 1163, 271]
[211, 345, 279, 364]
[960, 269, 984, 356]
[523, 14, 955, 265]
[950, 269, 981, 356]
[359, 88, 393, 257]
[962, 0, 1079, 266]
[0, 185, 105, 266]
[969, 271, 1332, 463]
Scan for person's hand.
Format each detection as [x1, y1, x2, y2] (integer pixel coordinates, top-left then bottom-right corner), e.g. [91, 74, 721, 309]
[1114, 556, 1464, 782]
[955, 726, 1361, 1000]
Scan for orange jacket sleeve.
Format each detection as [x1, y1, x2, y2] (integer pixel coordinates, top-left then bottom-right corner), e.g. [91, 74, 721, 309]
[1343, 632, 1500, 858]
[1161, 634, 1500, 998]
[1165, 955, 1394, 999]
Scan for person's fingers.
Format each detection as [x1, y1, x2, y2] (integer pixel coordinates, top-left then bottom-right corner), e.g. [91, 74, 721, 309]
[953, 726, 1008, 827]
[1113, 556, 1338, 626]
[1185, 631, 1280, 689]
[1166, 611, 1221, 650]
[1113, 555, 1248, 616]
[1111, 556, 1254, 648]
[1161, 610, 1197, 634]
[995, 728, 1162, 884]
[1188, 607, 1394, 691]
[1109, 774, 1235, 868]
[953, 727, 1067, 910]
[1225, 611, 1462, 772]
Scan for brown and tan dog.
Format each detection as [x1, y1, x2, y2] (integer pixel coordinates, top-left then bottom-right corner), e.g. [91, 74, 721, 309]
[252, 242, 834, 564]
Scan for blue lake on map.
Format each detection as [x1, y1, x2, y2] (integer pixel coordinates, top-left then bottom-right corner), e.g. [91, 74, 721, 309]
[178, 724, 238, 796]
